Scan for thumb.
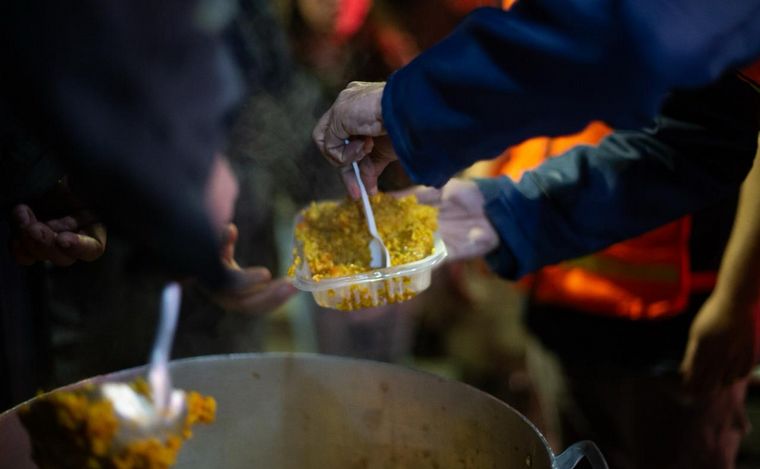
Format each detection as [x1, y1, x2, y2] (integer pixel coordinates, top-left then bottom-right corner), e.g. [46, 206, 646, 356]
[410, 186, 442, 205]
[221, 223, 239, 266]
[679, 335, 697, 384]
[12, 204, 37, 229]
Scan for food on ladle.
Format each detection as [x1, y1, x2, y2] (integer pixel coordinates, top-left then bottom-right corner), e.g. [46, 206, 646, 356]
[19, 379, 215, 469]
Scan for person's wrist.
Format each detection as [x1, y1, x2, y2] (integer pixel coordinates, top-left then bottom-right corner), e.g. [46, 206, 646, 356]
[710, 284, 758, 319]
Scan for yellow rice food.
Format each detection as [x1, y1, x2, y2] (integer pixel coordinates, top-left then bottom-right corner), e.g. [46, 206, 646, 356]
[290, 193, 438, 310]
[19, 379, 216, 469]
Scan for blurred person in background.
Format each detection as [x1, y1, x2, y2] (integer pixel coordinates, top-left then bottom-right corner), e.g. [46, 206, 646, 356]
[0, 0, 343, 408]
[1, 0, 249, 408]
[0, 0, 437, 404]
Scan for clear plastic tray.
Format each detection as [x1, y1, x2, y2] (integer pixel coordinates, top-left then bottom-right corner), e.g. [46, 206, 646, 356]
[291, 217, 447, 311]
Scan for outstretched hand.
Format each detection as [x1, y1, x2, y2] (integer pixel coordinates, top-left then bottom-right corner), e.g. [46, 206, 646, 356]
[210, 224, 297, 315]
[398, 179, 500, 262]
[10, 204, 107, 267]
[680, 292, 759, 395]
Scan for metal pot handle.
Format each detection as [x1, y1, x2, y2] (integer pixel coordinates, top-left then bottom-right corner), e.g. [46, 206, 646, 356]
[553, 441, 609, 469]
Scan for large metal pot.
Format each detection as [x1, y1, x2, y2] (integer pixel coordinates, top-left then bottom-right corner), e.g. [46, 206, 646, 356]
[0, 353, 608, 469]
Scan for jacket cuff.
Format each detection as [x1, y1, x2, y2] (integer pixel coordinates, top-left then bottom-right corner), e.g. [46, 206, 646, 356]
[382, 70, 450, 188]
[474, 177, 519, 279]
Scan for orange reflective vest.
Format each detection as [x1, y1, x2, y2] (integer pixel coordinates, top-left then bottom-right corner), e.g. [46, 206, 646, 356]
[493, 122, 718, 320]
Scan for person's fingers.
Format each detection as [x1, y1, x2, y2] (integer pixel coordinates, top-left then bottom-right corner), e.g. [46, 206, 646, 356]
[409, 186, 442, 205]
[679, 341, 697, 386]
[86, 222, 108, 248]
[220, 223, 239, 267]
[680, 339, 702, 392]
[315, 110, 365, 166]
[313, 111, 335, 164]
[235, 278, 298, 315]
[363, 135, 399, 194]
[23, 221, 107, 266]
[46, 211, 98, 233]
[21, 222, 56, 251]
[46, 216, 79, 233]
[18, 223, 58, 264]
[323, 134, 365, 166]
[204, 154, 239, 233]
[12, 207, 104, 266]
[357, 154, 385, 196]
[23, 235, 76, 266]
[361, 136, 375, 155]
[340, 166, 361, 199]
[12, 204, 36, 229]
[345, 139, 369, 163]
[318, 82, 386, 165]
[683, 345, 720, 395]
[56, 231, 106, 262]
[225, 267, 273, 298]
[324, 103, 357, 165]
[214, 271, 296, 315]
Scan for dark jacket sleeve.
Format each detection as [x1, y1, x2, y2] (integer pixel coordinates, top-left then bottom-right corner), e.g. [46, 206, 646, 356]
[1, 0, 243, 286]
[382, 2, 760, 187]
[474, 74, 760, 279]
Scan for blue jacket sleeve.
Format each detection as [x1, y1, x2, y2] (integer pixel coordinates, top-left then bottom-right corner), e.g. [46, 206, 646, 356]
[382, 2, 760, 187]
[473, 74, 760, 279]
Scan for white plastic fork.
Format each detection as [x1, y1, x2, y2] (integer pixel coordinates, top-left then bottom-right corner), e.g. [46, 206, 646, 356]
[352, 161, 392, 268]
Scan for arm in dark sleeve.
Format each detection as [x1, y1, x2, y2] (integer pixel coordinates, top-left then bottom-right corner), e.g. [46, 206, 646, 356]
[2, 0, 243, 286]
[474, 74, 760, 279]
[382, 1, 760, 187]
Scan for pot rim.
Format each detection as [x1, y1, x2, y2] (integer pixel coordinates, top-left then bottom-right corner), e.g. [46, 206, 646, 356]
[2, 352, 557, 461]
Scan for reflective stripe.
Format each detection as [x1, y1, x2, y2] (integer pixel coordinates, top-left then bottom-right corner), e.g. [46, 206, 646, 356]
[561, 255, 680, 283]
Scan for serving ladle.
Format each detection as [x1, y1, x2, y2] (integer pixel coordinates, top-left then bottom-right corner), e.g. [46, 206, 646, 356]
[94, 282, 186, 449]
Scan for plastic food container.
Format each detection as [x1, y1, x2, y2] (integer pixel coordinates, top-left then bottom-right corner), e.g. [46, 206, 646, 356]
[291, 226, 447, 311]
